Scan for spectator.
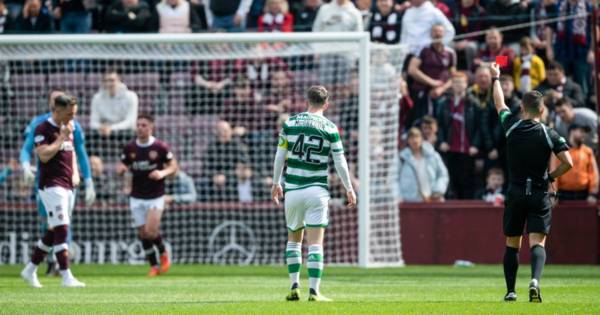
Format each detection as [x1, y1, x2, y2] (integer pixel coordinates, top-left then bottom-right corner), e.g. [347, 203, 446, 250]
[485, 0, 530, 43]
[312, 0, 363, 32]
[313, 0, 363, 85]
[0, 0, 11, 33]
[436, 71, 482, 199]
[89, 155, 119, 203]
[470, 66, 501, 169]
[293, 0, 321, 32]
[90, 70, 139, 140]
[205, 0, 251, 32]
[3, 0, 19, 20]
[400, 0, 455, 55]
[191, 59, 233, 114]
[0, 159, 17, 185]
[473, 28, 515, 71]
[235, 163, 269, 202]
[474, 167, 505, 204]
[551, 124, 598, 203]
[553, 98, 598, 149]
[513, 36, 546, 93]
[469, 66, 492, 110]
[396, 127, 449, 202]
[257, 0, 293, 32]
[14, 0, 53, 33]
[531, 0, 559, 62]
[537, 61, 586, 108]
[200, 120, 249, 202]
[355, 0, 372, 26]
[453, 0, 486, 70]
[419, 115, 438, 147]
[500, 74, 521, 114]
[264, 69, 302, 115]
[156, 0, 208, 33]
[222, 76, 258, 137]
[104, 0, 156, 33]
[52, 0, 91, 33]
[165, 170, 197, 204]
[407, 24, 456, 125]
[369, 0, 402, 44]
[554, 0, 593, 96]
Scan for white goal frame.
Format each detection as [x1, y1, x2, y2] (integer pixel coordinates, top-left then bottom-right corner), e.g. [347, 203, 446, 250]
[0, 32, 385, 268]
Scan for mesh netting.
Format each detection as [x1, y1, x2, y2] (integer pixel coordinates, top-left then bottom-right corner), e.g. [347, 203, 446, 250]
[0, 36, 406, 266]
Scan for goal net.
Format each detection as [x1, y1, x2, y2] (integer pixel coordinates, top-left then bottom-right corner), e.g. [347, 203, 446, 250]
[0, 33, 406, 267]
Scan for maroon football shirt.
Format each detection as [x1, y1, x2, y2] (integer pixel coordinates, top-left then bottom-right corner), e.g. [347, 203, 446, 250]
[121, 137, 174, 199]
[412, 45, 456, 93]
[34, 119, 74, 190]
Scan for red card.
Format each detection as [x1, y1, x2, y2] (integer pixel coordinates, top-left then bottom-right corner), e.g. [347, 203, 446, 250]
[496, 56, 508, 67]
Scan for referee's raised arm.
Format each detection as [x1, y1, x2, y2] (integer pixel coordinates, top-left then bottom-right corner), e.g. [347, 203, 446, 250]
[490, 63, 511, 115]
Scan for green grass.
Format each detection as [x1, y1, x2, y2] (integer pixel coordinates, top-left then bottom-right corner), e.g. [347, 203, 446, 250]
[1, 264, 600, 314]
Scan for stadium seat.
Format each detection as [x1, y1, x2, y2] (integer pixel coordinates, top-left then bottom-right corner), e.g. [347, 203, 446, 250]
[10, 73, 46, 91]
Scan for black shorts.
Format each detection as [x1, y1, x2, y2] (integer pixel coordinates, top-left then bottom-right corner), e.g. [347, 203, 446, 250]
[503, 185, 552, 236]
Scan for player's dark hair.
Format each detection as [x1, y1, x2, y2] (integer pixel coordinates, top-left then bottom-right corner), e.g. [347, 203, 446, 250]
[53, 94, 73, 108]
[546, 61, 564, 73]
[137, 113, 155, 123]
[307, 85, 328, 108]
[555, 97, 573, 108]
[47, 88, 66, 103]
[522, 91, 543, 114]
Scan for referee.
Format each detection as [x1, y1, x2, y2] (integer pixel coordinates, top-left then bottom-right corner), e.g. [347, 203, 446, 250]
[490, 63, 573, 303]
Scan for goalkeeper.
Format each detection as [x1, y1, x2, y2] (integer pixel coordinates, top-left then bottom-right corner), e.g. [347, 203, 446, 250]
[272, 86, 356, 302]
[19, 90, 96, 276]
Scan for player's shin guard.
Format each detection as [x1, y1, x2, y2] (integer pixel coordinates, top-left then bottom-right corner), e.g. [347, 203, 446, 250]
[53, 225, 70, 271]
[530, 245, 546, 281]
[286, 242, 302, 287]
[503, 246, 519, 293]
[142, 239, 159, 267]
[31, 230, 54, 265]
[307, 245, 323, 294]
[153, 234, 166, 256]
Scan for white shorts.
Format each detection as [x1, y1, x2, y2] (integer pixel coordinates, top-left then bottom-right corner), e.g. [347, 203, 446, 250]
[38, 186, 75, 228]
[285, 186, 330, 231]
[129, 196, 165, 228]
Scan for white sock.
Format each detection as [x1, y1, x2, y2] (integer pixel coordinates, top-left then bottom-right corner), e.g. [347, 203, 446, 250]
[286, 242, 302, 287]
[24, 262, 38, 275]
[307, 244, 323, 294]
[60, 269, 74, 280]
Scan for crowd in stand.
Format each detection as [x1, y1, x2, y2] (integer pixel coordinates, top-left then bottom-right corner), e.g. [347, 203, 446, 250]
[0, 0, 599, 205]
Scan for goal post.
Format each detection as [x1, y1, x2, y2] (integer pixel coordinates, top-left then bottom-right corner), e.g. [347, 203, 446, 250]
[0, 32, 406, 267]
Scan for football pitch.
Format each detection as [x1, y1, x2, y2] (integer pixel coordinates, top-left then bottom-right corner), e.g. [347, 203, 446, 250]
[1, 264, 600, 314]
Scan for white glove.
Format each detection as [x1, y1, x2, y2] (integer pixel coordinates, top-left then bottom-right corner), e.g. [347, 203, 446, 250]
[84, 178, 96, 206]
[22, 162, 36, 186]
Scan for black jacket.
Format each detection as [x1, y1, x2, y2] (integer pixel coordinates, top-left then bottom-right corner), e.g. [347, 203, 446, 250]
[104, 1, 157, 33]
[435, 93, 483, 150]
[13, 12, 53, 33]
[537, 78, 586, 108]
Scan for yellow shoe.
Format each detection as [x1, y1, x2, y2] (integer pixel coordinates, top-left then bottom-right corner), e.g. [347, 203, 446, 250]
[286, 288, 301, 301]
[159, 252, 171, 274]
[308, 292, 332, 302]
[147, 266, 160, 277]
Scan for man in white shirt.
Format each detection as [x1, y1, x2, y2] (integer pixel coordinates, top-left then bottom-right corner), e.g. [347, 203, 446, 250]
[400, 0, 455, 55]
[90, 70, 138, 137]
